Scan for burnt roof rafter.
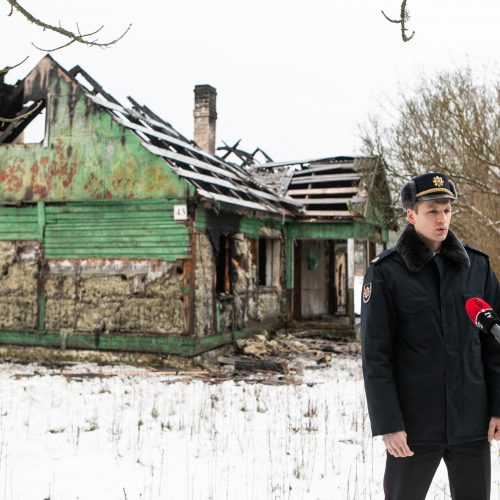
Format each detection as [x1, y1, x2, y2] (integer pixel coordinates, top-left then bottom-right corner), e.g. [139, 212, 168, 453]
[0, 99, 45, 144]
[69, 65, 121, 105]
[218, 140, 273, 167]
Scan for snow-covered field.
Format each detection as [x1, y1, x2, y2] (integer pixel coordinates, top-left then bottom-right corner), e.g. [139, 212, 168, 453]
[0, 356, 498, 500]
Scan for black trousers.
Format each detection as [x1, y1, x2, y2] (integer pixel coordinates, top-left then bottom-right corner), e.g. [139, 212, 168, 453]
[384, 439, 491, 500]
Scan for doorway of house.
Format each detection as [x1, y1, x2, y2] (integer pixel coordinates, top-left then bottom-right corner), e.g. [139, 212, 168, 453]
[293, 240, 347, 320]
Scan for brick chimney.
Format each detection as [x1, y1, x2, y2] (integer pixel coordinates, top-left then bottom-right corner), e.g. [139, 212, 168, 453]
[193, 84, 217, 154]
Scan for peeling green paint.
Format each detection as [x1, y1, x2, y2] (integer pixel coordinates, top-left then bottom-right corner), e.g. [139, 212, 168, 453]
[215, 302, 221, 334]
[0, 74, 193, 202]
[240, 215, 285, 238]
[283, 220, 389, 289]
[195, 206, 207, 231]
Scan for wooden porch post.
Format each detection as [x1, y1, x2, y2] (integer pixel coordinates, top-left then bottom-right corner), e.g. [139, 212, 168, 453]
[347, 238, 355, 330]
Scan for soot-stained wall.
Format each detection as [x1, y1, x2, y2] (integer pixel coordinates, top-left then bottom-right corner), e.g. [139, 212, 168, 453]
[44, 260, 185, 335]
[194, 228, 284, 336]
[0, 231, 284, 340]
[194, 232, 215, 337]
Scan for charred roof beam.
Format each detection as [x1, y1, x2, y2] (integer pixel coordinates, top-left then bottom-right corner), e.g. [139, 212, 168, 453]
[217, 140, 273, 167]
[0, 99, 45, 144]
[69, 65, 121, 105]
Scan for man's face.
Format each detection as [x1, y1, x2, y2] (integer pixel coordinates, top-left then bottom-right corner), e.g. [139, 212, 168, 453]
[407, 199, 452, 250]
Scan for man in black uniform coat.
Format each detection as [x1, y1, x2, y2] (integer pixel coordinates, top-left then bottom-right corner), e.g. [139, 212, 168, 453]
[361, 172, 500, 500]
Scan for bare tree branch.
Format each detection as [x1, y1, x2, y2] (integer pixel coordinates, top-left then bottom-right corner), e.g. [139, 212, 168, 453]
[5, 0, 132, 52]
[468, 205, 500, 234]
[381, 0, 415, 42]
[0, 56, 29, 76]
[381, 11, 402, 24]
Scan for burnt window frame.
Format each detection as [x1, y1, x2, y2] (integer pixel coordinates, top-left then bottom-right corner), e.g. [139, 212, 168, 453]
[215, 233, 234, 294]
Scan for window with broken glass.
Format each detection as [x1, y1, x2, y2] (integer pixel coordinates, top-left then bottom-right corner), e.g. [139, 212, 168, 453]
[258, 238, 281, 288]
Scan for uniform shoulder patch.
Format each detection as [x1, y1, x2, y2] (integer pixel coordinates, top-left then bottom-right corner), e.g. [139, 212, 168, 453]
[371, 247, 397, 265]
[362, 282, 372, 303]
[464, 243, 489, 260]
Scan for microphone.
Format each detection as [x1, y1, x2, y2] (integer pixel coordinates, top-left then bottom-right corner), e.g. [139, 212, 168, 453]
[465, 297, 500, 344]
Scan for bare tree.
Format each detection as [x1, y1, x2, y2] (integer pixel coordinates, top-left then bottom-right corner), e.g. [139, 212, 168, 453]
[361, 67, 500, 272]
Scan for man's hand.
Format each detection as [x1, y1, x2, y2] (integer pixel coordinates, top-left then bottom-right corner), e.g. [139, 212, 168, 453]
[382, 431, 414, 457]
[487, 417, 500, 441]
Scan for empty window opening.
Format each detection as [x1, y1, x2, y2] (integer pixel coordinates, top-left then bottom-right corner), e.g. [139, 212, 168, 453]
[258, 238, 281, 287]
[21, 107, 46, 144]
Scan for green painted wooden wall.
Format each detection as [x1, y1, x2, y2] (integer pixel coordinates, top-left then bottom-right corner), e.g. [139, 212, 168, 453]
[0, 199, 190, 260]
[0, 205, 39, 240]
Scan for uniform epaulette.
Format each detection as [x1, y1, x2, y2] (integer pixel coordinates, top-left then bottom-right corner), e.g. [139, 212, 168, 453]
[464, 243, 489, 259]
[370, 247, 397, 264]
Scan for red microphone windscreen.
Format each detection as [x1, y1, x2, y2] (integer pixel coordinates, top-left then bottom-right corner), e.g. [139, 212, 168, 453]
[465, 297, 492, 325]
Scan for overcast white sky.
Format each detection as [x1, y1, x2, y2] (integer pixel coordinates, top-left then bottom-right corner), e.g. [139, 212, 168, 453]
[2, 0, 500, 161]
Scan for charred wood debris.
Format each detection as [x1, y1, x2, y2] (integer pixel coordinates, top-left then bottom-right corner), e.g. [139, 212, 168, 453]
[6, 331, 360, 385]
[217, 328, 360, 381]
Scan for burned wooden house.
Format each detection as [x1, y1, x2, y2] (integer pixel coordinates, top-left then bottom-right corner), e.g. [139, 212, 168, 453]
[0, 56, 393, 356]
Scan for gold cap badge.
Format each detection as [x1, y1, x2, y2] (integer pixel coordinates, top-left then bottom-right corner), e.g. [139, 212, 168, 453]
[432, 176, 444, 187]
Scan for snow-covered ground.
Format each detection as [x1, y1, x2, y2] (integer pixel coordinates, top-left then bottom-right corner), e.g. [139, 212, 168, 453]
[0, 356, 498, 500]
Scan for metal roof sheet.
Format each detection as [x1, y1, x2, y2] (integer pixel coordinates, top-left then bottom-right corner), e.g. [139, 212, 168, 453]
[72, 69, 297, 216]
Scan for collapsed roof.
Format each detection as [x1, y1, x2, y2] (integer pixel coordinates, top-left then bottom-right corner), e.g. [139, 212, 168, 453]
[1, 56, 391, 224]
[223, 148, 388, 221]
[0, 56, 298, 216]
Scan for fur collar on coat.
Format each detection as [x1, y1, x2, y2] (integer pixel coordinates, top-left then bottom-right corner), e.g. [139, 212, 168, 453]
[396, 224, 470, 272]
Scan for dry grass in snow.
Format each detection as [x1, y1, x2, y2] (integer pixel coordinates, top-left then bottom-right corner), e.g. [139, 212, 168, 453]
[0, 356, 498, 499]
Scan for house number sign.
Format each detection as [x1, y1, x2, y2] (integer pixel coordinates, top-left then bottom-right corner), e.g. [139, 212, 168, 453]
[173, 204, 188, 221]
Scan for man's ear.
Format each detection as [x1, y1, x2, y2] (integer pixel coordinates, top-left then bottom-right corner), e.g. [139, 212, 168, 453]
[407, 208, 415, 225]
